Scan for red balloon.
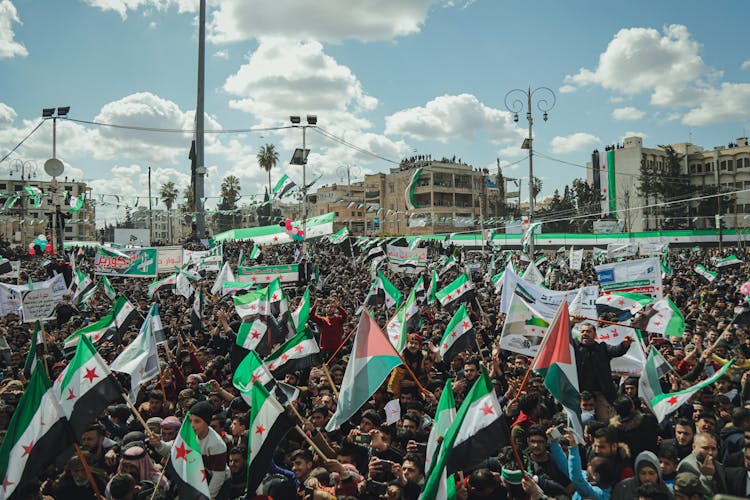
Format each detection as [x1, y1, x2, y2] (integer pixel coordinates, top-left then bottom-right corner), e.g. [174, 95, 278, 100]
[297, 230, 304, 236]
[29, 248, 35, 255]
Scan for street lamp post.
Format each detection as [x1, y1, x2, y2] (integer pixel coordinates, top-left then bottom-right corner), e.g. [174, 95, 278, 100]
[504, 87, 555, 256]
[290, 115, 317, 251]
[9, 159, 38, 243]
[42, 106, 69, 254]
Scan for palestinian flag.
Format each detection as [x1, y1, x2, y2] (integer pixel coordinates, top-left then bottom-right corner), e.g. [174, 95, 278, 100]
[233, 287, 269, 318]
[377, 271, 403, 309]
[102, 275, 116, 301]
[248, 245, 261, 261]
[191, 289, 204, 333]
[210, 261, 235, 296]
[404, 167, 423, 210]
[716, 254, 742, 271]
[272, 174, 296, 199]
[291, 287, 311, 333]
[651, 360, 735, 423]
[246, 383, 293, 494]
[695, 264, 717, 283]
[109, 306, 159, 401]
[435, 272, 474, 309]
[425, 379, 456, 474]
[147, 273, 177, 297]
[595, 292, 653, 321]
[265, 329, 324, 377]
[54, 335, 123, 437]
[326, 310, 403, 431]
[23, 321, 44, 378]
[532, 301, 584, 442]
[438, 304, 474, 363]
[386, 286, 420, 351]
[422, 372, 504, 499]
[631, 297, 685, 337]
[165, 412, 211, 500]
[329, 226, 350, 245]
[0, 366, 70, 500]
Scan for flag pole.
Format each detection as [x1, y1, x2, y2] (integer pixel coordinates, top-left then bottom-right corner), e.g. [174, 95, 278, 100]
[325, 327, 357, 367]
[294, 425, 328, 459]
[394, 350, 429, 396]
[73, 442, 105, 500]
[320, 363, 339, 399]
[121, 391, 151, 432]
[149, 467, 167, 500]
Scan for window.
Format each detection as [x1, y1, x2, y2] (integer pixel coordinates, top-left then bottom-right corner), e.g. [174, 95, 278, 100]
[745, 158, 750, 168]
[388, 183, 394, 193]
[65, 227, 73, 233]
[0, 184, 5, 190]
[721, 161, 727, 170]
[728, 160, 734, 171]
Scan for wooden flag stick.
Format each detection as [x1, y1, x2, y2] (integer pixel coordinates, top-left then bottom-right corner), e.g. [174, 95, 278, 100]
[295, 425, 327, 459]
[149, 467, 167, 500]
[121, 391, 151, 432]
[325, 327, 356, 366]
[320, 363, 340, 399]
[73, 442, 105, 500]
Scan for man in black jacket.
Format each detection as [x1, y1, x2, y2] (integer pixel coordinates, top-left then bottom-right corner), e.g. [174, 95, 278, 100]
[572, 319, 633, 421]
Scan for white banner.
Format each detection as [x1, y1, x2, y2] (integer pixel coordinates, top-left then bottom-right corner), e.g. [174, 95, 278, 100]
[591, 324, 646, 375]
[638, 242, 667, 255]
[499, 264, 598, 319]
[22, 287, 59, 322]
[569, 248, 583, 271]
[0, 261, 20, 280]
[595, 257, 663, 300]
[157, 246, 184, 273]
[607, 243, 638, 259]
[183, 245, 223, 272]
[386, 244, 427, 274]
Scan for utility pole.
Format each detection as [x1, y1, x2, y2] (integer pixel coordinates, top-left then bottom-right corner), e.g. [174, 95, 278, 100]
[194, 0, 206, 239]
[148, 166, 153, 245]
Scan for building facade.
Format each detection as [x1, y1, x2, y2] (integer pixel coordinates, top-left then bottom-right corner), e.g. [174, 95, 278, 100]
[0, 177, 95, 246]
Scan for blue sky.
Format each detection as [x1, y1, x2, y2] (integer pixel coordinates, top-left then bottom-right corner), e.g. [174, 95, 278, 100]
[1, 0, 749, 227]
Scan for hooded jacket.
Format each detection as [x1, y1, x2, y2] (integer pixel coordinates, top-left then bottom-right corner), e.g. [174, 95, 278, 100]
[611, 451, 675, 500]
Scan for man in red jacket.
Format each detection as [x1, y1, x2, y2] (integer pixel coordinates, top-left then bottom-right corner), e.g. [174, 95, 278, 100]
[311, 298, 348, 354]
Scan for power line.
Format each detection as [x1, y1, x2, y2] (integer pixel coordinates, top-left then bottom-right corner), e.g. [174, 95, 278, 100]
[66, 117, 294, 134]
[0, 120, 46, 164]
[311, 127, 400, 164]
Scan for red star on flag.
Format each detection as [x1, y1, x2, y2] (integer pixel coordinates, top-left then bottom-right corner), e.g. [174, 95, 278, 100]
[250, 305, 257, 311]
[21, 441, 34, 457]
[66, 388, 76, 401]
[255, 425, 266, 434]
[667, 396, 678, 405]
[654, 321, 662, 326]
[393, 334, 399, 341]
[268, 364, 276, 371]
[251, 330, 260, 339]
[200, 469, 207, 482]
[442, 343, 449, 349]
[446, 294, 452, 300]
[281, 354, 289, 361]
[265, 276, 271, 281]
[462, 321, 470, 328]
[273, 236, 279, 242]
[481, 403, 495, 416]
[174, 442, 191, 461]
[271, 293, 278, 301]
[251, 276, 258, 282]
[2, 478, 13, 491]
[606, 296, 613, 302]
[294, 345, 304, 352]
[618, 299, 625, 306]
[451, 331, 457, 338]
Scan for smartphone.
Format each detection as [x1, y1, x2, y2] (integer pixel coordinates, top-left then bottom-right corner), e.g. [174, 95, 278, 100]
[549, 427, 562, 440]
[199, 382, 213, 393]
[354, 434, 372, 444]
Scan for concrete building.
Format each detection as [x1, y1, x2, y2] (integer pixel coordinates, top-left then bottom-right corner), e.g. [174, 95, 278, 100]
[586, 136, 750, 232]
[0, 177, 95, 246]
[131, 206, 190, 244]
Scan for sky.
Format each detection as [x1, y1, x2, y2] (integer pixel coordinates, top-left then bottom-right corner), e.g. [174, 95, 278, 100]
[1, 0, 750, 228]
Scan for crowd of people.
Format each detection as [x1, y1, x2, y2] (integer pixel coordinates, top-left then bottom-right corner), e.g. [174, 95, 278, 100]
[0, 236, 749, 500]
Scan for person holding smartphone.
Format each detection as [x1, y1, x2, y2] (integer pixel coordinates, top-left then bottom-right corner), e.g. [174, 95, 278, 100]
[548, 426, 618, 500]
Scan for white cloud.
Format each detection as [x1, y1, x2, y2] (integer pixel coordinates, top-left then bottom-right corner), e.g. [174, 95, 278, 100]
[609, 96, 625, 103]
[82, 0, 197, 19]
[384, 94, 520, 143]
[213, 49, 228, 59]
[612, 106, 645, 121]
[0, 102, 16, 125]
[564, 25, 707, 107]
[0, 0, 28, 59]
[224, 38, 377, 131]
[682, 82, 750, 126]
[208, 0, 436, 44]
[497, 144, 525, 160]
[549, 133, 600, 154]
[741, 60, 750, 70]
[623, 131, 647, 141]
[558, 84, 577, 94]
[665, 112, 682, 121]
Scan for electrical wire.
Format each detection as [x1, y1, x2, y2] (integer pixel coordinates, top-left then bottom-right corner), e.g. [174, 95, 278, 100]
[0, 120, 46, 164]
[65, 117, 295, 134]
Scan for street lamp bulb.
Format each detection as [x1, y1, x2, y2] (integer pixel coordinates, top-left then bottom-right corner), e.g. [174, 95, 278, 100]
[543, 111, 549, 122]
[513, 113, 519, 123]
[290, 115, 301, 124]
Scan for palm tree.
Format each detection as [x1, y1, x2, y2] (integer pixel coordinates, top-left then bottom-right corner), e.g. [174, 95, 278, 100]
[220, 175, 242, 231]
[257, 144, 279, 194]
[159, 181, 179, 244]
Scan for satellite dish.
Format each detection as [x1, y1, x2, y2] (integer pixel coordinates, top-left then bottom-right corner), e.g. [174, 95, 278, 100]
[44, 158, 64, 178]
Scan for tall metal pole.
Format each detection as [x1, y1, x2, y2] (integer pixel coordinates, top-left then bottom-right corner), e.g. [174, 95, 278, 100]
[527, 88, 535, 224]
[302, 126, 307, 253]
[347, 165, 351, 229]
[148, 166, 154, 245]
[194, 0, 206, 240]
[51, 117, 58, 254]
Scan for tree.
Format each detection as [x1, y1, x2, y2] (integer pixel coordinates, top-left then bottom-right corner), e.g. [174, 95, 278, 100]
[571, 178, 601, 232]
[638, 157, 658, 230]
[216, 175, 242, 232]
[257, 144, 280, 195]
[531, 176, 543, 203]
[657, 145, 693, 230]
[159, 181, 179, 244]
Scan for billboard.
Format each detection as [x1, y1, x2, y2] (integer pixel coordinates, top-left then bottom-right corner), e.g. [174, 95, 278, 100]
[114, 228, 151, 247]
